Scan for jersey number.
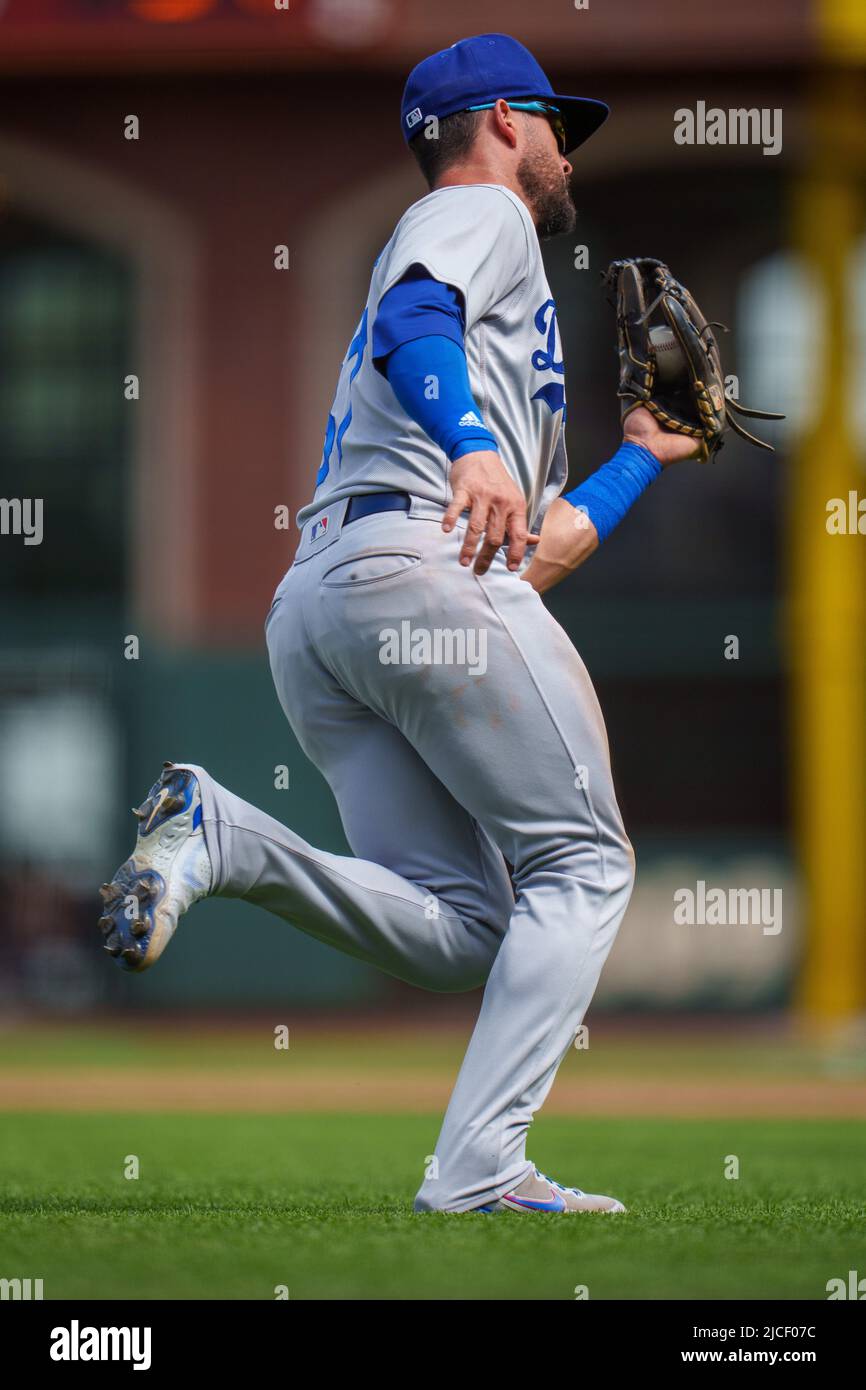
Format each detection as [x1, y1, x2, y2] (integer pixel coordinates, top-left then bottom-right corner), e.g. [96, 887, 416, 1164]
[316, 307, 368, 486]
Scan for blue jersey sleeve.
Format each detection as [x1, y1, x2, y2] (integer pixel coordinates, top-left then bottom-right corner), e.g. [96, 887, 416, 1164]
[372, 265, 466, 367]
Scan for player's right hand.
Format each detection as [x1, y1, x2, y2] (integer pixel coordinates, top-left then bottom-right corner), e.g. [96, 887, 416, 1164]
[443, 450, 540, 576]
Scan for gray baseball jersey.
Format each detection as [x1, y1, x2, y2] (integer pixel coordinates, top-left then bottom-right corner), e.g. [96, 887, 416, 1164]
[297, 183, 568, 533]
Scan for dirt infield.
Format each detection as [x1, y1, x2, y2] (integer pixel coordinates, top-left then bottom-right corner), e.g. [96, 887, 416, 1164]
[2, 1018, 865, 1116]
[1, 1068, 865, 1115]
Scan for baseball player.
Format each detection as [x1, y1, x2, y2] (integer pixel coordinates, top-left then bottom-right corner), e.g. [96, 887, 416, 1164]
[98, 34, 702, 1216]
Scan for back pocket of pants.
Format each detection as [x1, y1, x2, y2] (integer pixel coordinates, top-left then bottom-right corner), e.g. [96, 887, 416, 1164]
[320, 550, 422, 588]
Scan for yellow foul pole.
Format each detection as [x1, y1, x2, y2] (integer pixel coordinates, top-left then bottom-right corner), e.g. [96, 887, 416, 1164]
[791, 20, 866, 1024]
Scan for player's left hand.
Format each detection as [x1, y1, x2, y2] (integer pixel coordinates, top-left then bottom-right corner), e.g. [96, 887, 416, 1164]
[622, 406, 703, 465]
[443, 449, 541, 575]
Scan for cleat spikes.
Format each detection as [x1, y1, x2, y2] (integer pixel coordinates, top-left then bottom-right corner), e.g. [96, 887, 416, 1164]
[130, 916, 149, 938]
[104, 941, 122, 957]
[121, 947, 141, 966]
[131, 874, 155, 904]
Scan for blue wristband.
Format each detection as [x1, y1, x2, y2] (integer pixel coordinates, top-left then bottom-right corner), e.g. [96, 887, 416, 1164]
[563, 440, 662, 543]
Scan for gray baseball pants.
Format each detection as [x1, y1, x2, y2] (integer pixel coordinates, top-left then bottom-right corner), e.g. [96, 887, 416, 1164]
[180, 495, 634, 1212]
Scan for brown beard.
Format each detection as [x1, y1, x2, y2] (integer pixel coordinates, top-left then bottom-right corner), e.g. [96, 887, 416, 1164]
[516, 152, 577, 240]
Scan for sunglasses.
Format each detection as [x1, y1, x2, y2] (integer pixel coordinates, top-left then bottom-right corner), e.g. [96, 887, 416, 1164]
[467, 99, 567, 154]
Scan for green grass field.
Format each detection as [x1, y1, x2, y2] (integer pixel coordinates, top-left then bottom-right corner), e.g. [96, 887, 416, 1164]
[2, 1110, 864, 1300]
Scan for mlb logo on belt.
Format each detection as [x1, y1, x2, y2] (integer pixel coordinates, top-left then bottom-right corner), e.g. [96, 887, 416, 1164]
[310, 515, 329, 542]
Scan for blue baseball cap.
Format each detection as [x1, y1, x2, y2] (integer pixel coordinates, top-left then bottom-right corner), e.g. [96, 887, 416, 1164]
[401, 33, 609, 155]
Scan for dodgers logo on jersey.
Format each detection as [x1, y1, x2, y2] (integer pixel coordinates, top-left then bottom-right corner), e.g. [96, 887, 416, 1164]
[530, 298, 566, 417]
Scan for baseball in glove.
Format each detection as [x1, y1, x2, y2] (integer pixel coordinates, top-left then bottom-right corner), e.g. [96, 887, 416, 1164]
[604, 257, 783, 461]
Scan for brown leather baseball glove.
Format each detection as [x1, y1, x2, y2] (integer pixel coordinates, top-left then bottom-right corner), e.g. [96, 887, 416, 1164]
[604, 257, 783, 461]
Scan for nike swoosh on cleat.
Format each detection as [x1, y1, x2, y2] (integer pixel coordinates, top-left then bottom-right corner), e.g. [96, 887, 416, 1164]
[501, 1189, 567, 1212]
[142, 788, 169, 835]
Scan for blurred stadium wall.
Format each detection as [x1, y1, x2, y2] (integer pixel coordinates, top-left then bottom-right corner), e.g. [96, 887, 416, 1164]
[0, 0, 864, 1023]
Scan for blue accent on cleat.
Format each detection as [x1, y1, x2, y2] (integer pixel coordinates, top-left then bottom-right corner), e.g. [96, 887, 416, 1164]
[135, 765, 197, 836]
[502, 1189, 567, 1212]
[97, 860, 166, 972]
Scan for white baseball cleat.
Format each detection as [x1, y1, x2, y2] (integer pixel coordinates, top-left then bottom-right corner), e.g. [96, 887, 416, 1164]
[476, 1167, 626, 1214]
[97, 763, 212, 972]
